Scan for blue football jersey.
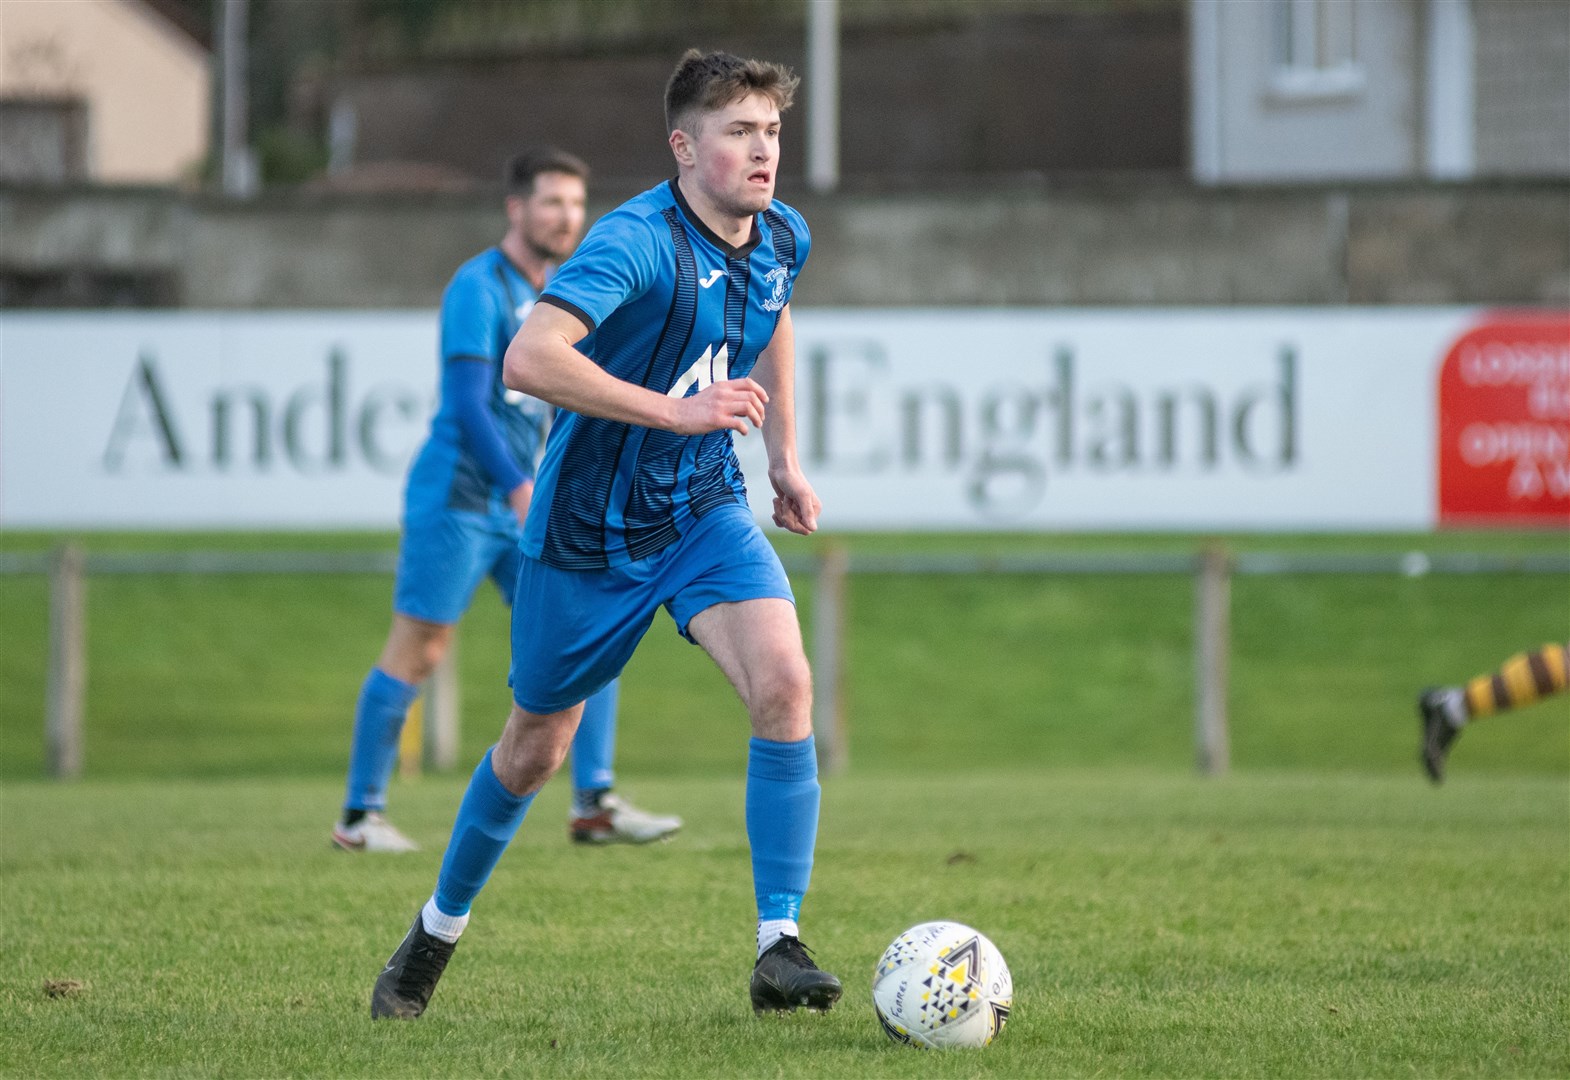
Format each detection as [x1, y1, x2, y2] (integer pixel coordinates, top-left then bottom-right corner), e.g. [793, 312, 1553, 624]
[527, 179, 810, 570]
[406, 248, 553, 513]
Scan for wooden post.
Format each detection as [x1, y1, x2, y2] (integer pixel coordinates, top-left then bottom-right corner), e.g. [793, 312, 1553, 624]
[425, 633, 460, 771]
[45, 544, 86, 779]
[398, 696, 424, 779]
[812, 545, 849, 774]
[396, 634, 461, 777]
[1193, 541, 1231, 776]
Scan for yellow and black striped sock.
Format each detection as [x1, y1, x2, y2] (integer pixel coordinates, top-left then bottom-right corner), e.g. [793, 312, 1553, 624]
[1462, 641, 1569, 722]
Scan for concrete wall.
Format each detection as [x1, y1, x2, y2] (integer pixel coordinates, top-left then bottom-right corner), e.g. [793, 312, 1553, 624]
[1, 179, 1566, 309]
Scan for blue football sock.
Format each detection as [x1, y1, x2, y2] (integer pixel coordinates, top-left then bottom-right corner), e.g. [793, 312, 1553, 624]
[571, 679, 620, 795]
[746, 735, 820, 924]
[343, 667, 419, 813]
[434, 747, 536, 918]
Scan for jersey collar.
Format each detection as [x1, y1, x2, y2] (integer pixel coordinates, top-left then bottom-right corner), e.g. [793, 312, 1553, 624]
[668, 178, 762, 260]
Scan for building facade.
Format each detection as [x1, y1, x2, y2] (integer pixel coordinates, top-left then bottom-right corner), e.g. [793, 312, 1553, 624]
[1191, 0, 1570, 182]
[0, 0, 210, 185]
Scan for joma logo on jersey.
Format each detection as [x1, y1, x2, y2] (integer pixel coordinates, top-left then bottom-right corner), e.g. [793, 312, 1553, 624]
[667, 343, 729, 398]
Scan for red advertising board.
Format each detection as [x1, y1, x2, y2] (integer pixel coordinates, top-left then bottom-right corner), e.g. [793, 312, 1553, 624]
[1437, 312, 1570, 528]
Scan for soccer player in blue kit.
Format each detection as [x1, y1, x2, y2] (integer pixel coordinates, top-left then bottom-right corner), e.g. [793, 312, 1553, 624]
[371, 50, 842, 1019]
[333, 147, 680, 855]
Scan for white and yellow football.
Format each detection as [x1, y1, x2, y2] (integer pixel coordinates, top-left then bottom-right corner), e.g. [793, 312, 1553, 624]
[871, 921, 1013, 1049]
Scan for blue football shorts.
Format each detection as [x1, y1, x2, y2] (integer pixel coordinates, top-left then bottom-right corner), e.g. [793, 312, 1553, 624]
[393, 498, 523, 625]
[508, 501, 794, 713]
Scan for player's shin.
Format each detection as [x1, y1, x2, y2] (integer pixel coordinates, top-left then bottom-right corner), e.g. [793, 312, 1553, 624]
[344, 667, 419, 813]
[431, 747, 536, 928]
[746, 734, 819, 954]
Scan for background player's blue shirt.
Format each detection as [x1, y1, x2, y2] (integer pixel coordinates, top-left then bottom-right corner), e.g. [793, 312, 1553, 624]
[526, 179, 810, 570]
[405, 247, 553, 515]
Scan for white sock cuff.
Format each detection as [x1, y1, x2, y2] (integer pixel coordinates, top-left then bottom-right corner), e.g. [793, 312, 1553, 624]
[421, 896, 470, 943]
[757, 918, 799, 957]
[1440, 687, 1469, 728]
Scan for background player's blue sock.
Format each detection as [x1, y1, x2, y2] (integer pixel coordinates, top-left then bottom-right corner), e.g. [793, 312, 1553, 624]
[434, 747, 535, 918]
[746, 734, 820, 931]
[343, 667, 419, 813]
[571, 679, 620, 798]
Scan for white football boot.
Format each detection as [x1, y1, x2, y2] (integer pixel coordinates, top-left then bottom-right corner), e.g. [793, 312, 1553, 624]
[569, 792, 682, 844]
[332, 812, 421, 853]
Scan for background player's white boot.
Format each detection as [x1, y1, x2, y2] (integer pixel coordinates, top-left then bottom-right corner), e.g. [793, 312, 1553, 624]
[570, 792, 682, 844]
[333, 812, 421, 853]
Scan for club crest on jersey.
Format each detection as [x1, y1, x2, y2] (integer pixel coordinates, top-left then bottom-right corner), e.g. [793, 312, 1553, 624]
[762, 266, 790, 312]
[666, 343, 729, 398]
[514, 299, 535, 321]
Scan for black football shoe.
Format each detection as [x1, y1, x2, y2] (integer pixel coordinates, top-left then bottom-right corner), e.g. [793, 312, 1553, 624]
[749, 936, 842, 1014]
[1418, 687, 1462, 785]
[371, 914, 457, 1019]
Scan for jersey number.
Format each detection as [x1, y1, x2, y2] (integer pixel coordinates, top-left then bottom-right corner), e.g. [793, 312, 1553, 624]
[666, 343, 729, 399]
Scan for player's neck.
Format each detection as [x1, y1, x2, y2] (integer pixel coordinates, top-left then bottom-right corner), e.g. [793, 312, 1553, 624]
[674, 177, 755, 250]
[498, 233, 549, 291]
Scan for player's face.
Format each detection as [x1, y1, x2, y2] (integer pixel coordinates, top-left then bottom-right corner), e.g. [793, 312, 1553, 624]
[689, 93, 781, 219]
[512, 170, 587, 261]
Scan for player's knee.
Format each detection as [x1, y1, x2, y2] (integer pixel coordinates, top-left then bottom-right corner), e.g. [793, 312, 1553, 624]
[750, 651, 813, 725]
[491, 708, 574, 796]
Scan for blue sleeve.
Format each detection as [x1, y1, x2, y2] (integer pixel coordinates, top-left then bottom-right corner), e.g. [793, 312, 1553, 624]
[539, 210, 660, 332]
[440, 265, 498, 364]
[443, 359, 529, 492]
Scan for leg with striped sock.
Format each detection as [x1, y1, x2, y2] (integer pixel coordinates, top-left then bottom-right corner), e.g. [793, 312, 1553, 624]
[1419, 641, 1569, 783]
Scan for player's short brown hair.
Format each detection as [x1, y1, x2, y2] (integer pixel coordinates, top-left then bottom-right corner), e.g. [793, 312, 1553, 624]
[505, 147, 589, 196]
[663, 49, 799, 134]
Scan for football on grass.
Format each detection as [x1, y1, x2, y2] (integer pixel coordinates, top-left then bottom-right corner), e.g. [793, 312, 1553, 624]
[871, 921, 1013, 1049]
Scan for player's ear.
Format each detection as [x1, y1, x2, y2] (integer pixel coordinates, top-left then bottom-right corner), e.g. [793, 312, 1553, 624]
[669, 127, 696, 169]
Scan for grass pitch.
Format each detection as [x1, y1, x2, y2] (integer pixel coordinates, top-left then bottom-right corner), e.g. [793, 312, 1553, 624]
[3, 770, 1566, 1078]
[1, 529, 1566, 1076]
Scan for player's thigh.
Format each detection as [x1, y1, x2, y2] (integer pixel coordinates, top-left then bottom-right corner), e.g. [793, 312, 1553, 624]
[509, 556, 659, 714]
[664, 503, 796, 644]
[686, 597, 811, 712]
[393, 506, 497, 624]
[665, 504, 809, 722]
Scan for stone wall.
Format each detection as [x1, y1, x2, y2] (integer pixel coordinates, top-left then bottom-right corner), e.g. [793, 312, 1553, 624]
[1, 178, 1565, 309]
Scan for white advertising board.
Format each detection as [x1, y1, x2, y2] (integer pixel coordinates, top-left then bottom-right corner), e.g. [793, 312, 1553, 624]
[2, 307, 1563, 531]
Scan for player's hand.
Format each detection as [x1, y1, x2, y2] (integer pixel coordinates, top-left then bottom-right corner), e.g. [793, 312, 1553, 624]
[508, 479, 534, 526]
[671, 378, 768, 436]
[769, 465, 820, 536]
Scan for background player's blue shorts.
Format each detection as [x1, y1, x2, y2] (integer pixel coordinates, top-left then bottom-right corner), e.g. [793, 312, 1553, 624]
[393, 501, 522, 624]
[509, 502, 794, 713]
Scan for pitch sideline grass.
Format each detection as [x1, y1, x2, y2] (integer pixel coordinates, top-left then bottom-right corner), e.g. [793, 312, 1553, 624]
[4, 769, 1565, 1078]
[2, 532, 1566, 781]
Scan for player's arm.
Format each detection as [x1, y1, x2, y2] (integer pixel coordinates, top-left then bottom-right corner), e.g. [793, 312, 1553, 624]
[443, 360, 533, 523]
[506, 303, 769, 437]
[750, 304, 820, 535]
[439, 264, 536, 524]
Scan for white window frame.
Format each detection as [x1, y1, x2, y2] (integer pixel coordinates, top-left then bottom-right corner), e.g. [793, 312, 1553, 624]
[1267, 0, 1366, 102]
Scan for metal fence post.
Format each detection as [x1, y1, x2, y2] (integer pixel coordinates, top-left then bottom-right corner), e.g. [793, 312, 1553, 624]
[45, 544, 86, 779]
[812, 545, 849, 774]
[1194, 541, 1231, 776]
